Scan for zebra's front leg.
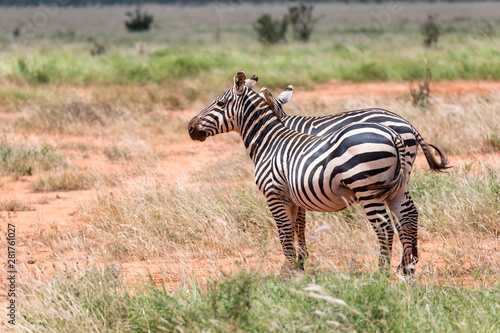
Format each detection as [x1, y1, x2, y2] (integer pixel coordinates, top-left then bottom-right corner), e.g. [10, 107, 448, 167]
[268, 200, 298, 271]
[294, 206, 308, 270]
[361, 201, 395, 270]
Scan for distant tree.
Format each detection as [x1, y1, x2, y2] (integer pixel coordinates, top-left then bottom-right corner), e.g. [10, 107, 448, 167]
[254, 14, 288, 44]
[125, 7, 153, 32]
[287, 3, 319, 42]
[421, 14, 440, 47]
[12, 26, 21, 38]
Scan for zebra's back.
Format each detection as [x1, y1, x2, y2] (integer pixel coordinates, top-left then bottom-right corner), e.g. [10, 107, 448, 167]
[283, 108, 415, 143]
[281, 108, 418, 166]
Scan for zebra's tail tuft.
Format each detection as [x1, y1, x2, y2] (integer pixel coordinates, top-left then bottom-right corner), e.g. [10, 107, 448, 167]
[410, 125, 451, 172]
[420, 139, 451, 172]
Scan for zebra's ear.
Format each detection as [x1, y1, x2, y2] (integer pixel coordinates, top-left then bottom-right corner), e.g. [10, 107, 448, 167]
[244, 75, 258, 89]
[277, 85, 293, 105]
[234, 71, 246, 93]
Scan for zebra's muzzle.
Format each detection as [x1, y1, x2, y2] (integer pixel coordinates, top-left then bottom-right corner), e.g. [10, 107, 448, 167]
[188, 118, 208, 142]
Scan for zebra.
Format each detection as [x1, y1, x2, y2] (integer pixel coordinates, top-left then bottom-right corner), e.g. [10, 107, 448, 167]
[188, 71, 431, 275]
[251, 80, 449, 275]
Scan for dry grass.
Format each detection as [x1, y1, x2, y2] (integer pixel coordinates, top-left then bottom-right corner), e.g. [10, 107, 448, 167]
[191, 152, 254, 184]
[75, 146, 500, 282]
[10, 99, 192, 144]
[78, 177, 276, 260]
[1, 87, 498, 276]
[31, 168, 119, 192]
[4, 85, 499, 155]
[103, 141, 162, 166]
[0, 196, 33, 211]
[58, 142, 97, 152]
[2, 3, 500, 39]
[1, 4, 499, 330]
[15, 101, 134, 135]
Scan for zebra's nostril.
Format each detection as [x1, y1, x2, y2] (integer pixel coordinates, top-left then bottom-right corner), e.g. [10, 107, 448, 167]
[188, 124, 207, 141]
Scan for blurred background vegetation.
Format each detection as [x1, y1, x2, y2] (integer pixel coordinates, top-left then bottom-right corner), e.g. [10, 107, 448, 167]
[0, 1, 499, 108]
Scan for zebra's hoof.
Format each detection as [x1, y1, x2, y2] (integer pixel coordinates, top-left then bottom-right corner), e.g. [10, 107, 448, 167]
[397, 263, 416, 276]
[280, 262, 293, 273]
[279, 262, 300, 278]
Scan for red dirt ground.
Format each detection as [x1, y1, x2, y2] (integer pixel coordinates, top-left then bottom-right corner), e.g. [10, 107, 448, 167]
[1, 81, 499, 297]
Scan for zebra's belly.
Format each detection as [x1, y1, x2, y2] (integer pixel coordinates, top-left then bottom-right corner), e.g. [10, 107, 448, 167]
[288, 180, 357, 213]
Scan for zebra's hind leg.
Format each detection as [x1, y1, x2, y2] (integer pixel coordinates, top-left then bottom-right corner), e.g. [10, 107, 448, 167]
[388, 191, 419, 276]
[294, 206, 308, 270]
[361, 201, 395, 270]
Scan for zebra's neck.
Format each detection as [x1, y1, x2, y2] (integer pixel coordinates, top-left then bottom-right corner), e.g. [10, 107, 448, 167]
[237, 92, 285, 162]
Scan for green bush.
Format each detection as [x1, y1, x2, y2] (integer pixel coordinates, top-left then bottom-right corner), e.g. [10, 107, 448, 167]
[422, 14, 440, 46]
[287, 3, 319, 42]
[254, 14, 288, 44]
[125, 8, 153, 32]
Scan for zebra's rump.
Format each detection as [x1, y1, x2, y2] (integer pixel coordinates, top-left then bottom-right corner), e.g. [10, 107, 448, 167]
[276, 123, 408, 212]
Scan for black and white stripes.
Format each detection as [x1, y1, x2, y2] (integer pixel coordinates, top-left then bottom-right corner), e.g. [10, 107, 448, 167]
[188, 72, 448, 275]
[258, 84, 449, 274]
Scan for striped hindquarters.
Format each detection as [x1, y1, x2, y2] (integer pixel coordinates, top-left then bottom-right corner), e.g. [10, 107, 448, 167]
[278, 123, 410, 212]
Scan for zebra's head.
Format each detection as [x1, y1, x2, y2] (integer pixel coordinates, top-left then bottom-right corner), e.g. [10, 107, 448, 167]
[188, 71, 258, 142]
[258, 85, 293, 120]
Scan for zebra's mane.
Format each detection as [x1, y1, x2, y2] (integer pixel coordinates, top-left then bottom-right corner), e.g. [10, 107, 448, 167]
[247, 87, 284, 123]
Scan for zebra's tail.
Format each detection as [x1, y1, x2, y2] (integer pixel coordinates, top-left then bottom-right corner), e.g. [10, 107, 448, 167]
[411, 126, 451, 172]
[369, 132, 410, 200]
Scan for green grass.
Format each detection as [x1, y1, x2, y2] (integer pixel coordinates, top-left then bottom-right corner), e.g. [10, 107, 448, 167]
[0, 138, 66, 177]
[19, 265, 500, 332]
[487, 130, 500, 151]
[410, 166, 500, 236]
[2, 33, 500, 107]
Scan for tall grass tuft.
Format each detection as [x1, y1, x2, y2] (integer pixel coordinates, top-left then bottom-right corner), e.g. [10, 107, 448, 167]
[0, 138, 66, 177]
[16, 101, 125, 135]
[31, 169, 118, 192]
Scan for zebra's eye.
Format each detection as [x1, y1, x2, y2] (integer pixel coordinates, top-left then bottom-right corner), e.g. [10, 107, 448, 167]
[216, 99, 226, 107]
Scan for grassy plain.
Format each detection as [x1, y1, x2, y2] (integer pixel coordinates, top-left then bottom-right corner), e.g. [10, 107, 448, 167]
[1, 3, 500, 109]
[0, 2, 499, 332]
